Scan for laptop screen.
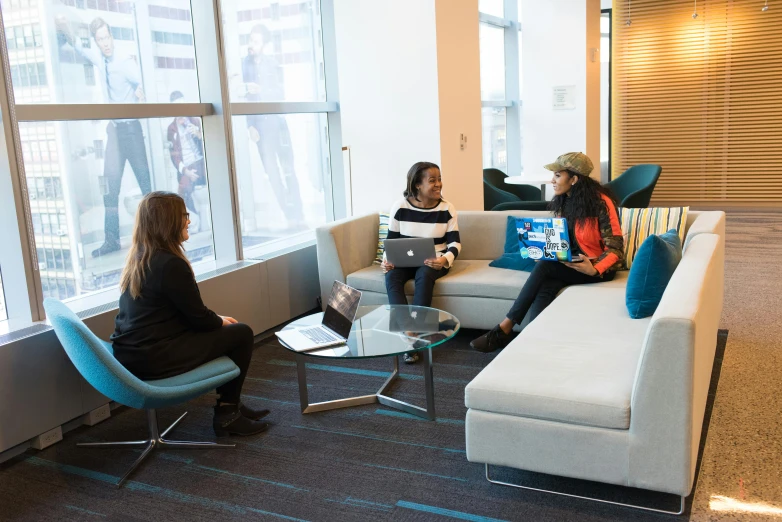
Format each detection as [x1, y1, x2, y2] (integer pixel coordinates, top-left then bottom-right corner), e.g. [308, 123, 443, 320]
[322, 281, 362, 338]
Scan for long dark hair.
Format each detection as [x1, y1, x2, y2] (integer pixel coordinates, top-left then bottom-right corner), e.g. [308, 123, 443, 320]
[120, 192, 190, 299]
[548, 170, 618, 225]
[403, 161, 440, 202]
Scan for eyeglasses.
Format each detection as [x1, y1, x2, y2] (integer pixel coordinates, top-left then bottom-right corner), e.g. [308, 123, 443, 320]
[184, 212, 190, 220]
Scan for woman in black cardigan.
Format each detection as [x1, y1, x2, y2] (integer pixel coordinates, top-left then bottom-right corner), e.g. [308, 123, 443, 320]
[111, 192, 268, 437]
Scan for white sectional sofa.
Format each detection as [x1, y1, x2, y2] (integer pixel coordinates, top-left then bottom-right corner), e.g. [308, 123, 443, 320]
[315, 209, 726, 510]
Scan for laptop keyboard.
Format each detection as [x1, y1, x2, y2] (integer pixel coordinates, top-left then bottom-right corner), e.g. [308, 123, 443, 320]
[300, 326, 341, 344]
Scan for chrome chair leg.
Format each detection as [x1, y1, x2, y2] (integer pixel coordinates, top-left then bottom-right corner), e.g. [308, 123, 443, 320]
[76, 409, 235, 488]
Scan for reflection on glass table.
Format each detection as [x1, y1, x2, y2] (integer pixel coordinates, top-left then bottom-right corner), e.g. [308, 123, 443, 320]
[278, 305, 460, 420]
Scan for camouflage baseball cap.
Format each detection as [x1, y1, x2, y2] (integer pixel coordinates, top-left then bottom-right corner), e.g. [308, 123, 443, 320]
[543, 152, 594, 176]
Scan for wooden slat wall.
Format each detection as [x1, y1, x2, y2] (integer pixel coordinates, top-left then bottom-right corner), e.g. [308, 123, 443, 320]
[612, 0, 782, 205]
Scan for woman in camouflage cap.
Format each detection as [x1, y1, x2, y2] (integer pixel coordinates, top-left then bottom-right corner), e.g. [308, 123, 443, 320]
[470, 152, 625, 353]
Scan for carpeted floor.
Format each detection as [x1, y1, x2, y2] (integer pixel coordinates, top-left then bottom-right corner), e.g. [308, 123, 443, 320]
[0, 328, 728, 522]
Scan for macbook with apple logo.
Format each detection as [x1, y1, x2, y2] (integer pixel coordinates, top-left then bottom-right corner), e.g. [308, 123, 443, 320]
[383, 238, 437, 267]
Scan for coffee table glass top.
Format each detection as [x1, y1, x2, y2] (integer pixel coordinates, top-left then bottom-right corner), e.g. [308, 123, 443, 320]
[279, 305, 460, 359]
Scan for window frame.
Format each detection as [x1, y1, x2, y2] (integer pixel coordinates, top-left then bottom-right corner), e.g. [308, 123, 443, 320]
[0, 0, 345, 323]
[479, 0, 521, 176]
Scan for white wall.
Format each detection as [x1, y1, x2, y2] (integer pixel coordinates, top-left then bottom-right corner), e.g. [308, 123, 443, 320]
[334, 0, 442, 217]
[521, 0, 601, 183]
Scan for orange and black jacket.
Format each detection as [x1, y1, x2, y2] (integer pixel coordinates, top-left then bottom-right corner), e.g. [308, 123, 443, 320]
[568, 193, 625, 275]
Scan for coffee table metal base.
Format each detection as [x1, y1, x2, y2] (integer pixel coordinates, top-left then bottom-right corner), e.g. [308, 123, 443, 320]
[295, 348, 436, 421]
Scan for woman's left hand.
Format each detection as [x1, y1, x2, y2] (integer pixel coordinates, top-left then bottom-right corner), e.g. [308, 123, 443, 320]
[562, 254, 599, 276]
[424, 257, 447, 270]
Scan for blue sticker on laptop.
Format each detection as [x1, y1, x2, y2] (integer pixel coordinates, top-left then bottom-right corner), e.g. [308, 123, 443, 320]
[516, 217, 575, 262]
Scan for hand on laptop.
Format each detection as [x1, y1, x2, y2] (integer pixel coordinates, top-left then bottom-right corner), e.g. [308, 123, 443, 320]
[381, 260, 395, 273]
[424, 257, 447, 270]
[561, 255, 598, 276]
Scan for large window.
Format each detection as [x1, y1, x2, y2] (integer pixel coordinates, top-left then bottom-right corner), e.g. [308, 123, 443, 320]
[220, 0, 335, 255]
[2, 0, 215, 303]
[0, 0, 343, 321]
[478, 1, 521, 175]
[600, 9, 611, 182]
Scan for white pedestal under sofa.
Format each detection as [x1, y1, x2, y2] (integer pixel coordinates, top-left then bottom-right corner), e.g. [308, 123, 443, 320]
[315, 209, 726, 514]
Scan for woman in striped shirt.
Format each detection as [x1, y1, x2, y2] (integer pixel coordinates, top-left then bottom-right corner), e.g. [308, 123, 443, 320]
[381, 162, 461, 363]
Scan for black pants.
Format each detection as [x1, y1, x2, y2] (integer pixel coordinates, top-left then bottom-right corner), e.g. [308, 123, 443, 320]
[250, 115, 304, 222]
[506, 261, 615, 325]
[124, 324, 255, 404]
[385, 266, 449, 306]
[103, 120, 152, 244]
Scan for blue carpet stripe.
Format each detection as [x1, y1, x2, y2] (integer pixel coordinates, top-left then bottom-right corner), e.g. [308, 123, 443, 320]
[323, 496, 393, 513]
[64, 505, 106, 517]
[396, 501, 509, 522]
[362, 462, 468, 483]
[267, 359, 470, 384]
[25, 457, 309, 521]
[374, 409, 465, 425]
[291, 425, 465, 454]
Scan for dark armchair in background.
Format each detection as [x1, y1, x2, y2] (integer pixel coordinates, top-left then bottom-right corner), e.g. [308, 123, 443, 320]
[604, 164, 662, 208]
[484, 180, 520, 211]
[483, 168, 542, 202]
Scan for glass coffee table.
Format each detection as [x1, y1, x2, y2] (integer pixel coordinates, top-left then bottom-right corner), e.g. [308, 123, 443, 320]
[278, 305, 460, 421]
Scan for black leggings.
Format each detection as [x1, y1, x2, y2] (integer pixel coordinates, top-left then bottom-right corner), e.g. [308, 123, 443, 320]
[506, 261, 615, 325]
[126, 323, 255, 404]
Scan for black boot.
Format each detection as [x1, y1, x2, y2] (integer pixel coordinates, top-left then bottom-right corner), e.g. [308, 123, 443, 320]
[239, 402, 270, 421]
[470, 325, 514, 353]
[213, 404, 269, 437]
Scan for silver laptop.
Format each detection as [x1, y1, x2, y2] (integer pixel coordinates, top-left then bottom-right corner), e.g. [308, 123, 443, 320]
[384, 238, 436, 267]
[275, 281, 362, 352]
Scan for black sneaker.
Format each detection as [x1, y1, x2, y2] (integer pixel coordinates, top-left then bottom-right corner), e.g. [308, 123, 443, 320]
[213, 404, 269, 437]
[239, 402, 270, 421]
[470, 325, 514, 353]
[91, 241, 121, 258]
[403, 351, 419, 364]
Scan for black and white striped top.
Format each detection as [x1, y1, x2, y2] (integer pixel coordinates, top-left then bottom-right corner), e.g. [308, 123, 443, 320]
[384, 198, 461, 267]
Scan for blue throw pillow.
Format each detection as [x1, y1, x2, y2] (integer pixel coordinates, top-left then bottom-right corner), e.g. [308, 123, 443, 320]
[626, 229, 682, 319]
[488, 216, 537, 272]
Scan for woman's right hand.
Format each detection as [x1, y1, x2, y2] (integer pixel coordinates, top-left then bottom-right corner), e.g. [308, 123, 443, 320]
[220, 315, 238, 326]
[381, 260, 394, 274]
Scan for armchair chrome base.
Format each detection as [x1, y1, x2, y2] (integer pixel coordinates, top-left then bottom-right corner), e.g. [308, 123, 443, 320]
[485, 464, 685, 516]
[77, 409, 234, 488]
[296, 349, 436, 420]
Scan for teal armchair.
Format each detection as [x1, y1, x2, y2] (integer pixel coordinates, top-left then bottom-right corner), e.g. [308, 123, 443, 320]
[44, 299, 240, 487]
[605, 164, 662, 208]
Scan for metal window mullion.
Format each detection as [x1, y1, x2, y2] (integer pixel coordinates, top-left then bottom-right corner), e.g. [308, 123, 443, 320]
[192, 0, 243, 262]
[320, 0, 346, 222]
[15, 102, 213, 122]
[0, 11, 43, 322]
[229, 101, 338, 116]
[479, 12, 512, 28]
[504, 0, 521, 177]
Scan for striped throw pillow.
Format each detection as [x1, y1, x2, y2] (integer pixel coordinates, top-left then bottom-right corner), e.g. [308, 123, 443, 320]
[619, 207, 689, 270]
[374, 213, 390, 264]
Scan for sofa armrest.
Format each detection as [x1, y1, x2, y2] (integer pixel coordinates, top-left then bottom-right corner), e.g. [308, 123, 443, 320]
[684, 211, 725, 252]
[628, 234, 723, 496]
[315, 213, 380, 307]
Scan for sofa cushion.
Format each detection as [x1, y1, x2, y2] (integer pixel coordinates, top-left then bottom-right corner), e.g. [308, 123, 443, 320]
[626, 230, 682, 319]
[347, 260, 530, 300]
[373, 212, 391, 264]
[465, 286, 651, 429]
[488, 216, 537, 272]
[619, 207, 688, 269]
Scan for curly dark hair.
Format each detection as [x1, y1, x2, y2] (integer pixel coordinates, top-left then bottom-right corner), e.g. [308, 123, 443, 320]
[403, 161, 441, 202]
[548, 170, 617, 225]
